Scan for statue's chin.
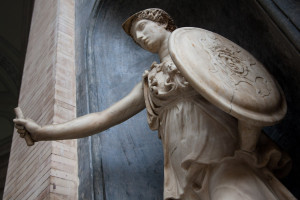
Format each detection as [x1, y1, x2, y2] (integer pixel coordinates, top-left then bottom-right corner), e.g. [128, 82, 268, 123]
[142, 42, 159, 53]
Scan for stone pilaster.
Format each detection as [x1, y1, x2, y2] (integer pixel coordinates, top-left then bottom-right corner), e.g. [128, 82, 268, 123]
[3, 0, 78, 199]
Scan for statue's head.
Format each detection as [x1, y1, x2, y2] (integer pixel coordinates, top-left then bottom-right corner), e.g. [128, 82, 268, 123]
[122, 8, 176, 53]
[122, 8, 176, 36]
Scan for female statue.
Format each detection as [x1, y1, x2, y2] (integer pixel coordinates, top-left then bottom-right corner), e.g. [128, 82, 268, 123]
[14, 8, 295, 200]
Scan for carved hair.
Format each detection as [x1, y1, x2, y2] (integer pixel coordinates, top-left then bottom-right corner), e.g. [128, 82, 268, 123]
[135, 8, 176, 32]
[122, 8, 177, 36]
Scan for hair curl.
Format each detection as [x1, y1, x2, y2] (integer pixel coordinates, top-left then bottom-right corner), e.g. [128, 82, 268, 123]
[122, 8, 177, 37]
[134, 9, 176, 32]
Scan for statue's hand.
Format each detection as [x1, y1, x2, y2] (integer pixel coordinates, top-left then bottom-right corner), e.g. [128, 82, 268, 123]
[13, 107, 40, 146]
[13, 118, 41, 142]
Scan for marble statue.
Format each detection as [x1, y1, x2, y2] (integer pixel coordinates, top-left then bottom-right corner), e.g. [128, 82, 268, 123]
[14, 8, 296, 200]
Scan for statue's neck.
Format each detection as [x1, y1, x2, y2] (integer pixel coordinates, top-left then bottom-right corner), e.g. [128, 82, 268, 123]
[158, 33, 172, 63]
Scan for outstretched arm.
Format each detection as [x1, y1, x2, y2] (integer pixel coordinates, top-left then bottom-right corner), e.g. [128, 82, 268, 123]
[14, 82, 145, 142]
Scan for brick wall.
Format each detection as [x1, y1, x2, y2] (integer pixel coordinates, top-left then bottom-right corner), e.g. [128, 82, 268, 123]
[3, 0, 78, 199]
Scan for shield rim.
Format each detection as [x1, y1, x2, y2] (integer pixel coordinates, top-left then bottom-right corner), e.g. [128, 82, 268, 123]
[169, 27, 287, 126]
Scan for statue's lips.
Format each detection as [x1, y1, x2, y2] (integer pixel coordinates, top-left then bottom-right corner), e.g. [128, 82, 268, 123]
[142, 38, 149, 46]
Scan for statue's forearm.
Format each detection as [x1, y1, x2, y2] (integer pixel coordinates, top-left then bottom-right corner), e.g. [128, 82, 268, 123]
[38, 113, 107, 140]
[238, 121, 262, 152]
[37, 82, 145, 141]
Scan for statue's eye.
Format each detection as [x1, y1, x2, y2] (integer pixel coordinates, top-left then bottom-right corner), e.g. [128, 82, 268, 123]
[139, 22, 145, 30]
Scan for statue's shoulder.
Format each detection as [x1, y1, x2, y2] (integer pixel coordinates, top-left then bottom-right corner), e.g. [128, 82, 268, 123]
[169, 27, 286, 126]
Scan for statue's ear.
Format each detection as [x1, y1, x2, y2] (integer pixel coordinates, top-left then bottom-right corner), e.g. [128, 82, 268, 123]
[156, 21, 167, 29]
[162, 23, 168, 29]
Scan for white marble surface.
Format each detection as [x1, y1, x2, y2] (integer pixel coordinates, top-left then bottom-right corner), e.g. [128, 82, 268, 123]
[169, 27, 287, 127]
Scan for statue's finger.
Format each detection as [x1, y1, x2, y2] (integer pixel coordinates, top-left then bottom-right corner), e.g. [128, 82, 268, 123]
[18, 131, 25, 138]
[17, 129, 26, 135]
[13, 118, 27, 126]
[15, 124, 24, 130]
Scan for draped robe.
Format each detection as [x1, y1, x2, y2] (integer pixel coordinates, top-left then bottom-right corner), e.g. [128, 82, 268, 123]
[143, 60, 295, 200]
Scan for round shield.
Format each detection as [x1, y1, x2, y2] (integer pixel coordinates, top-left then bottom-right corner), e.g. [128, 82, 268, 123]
[169, 27, 286, 126]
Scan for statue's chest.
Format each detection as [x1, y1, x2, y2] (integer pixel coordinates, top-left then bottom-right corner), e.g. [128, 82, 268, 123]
[145, 61, 191, 98]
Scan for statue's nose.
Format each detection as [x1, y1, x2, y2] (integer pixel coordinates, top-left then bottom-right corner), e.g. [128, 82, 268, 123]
[136, 32, 144, 40]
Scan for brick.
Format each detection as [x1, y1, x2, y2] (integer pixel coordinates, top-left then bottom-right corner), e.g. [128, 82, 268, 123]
[3, 0, 77, 199]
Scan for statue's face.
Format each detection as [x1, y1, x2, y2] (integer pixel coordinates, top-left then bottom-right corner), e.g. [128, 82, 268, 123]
[130, 19, 169, 53]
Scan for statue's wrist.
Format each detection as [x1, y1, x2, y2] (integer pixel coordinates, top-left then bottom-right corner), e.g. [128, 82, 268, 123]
[34, 126, 47, 141]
